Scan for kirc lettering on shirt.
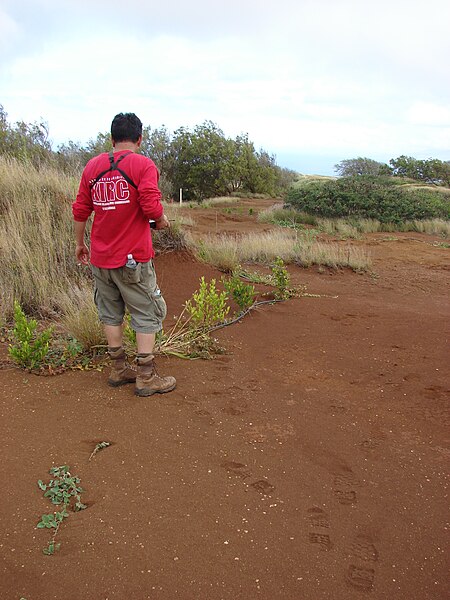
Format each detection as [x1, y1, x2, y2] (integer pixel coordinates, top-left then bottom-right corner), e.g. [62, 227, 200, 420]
[91, 175, 130, 211]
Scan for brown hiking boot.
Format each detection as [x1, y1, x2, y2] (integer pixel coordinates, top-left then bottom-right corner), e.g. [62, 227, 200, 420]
[108, 348, 136, 387]
[135, 355, 176, 397]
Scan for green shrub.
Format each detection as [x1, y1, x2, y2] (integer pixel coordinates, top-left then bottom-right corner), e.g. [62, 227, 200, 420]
[223, 271, 256, 311]
[286, 176, 450, 223]
[9, 301, 53, 369]
[271, 257, 290, 299]
[185, 277, 230, 328]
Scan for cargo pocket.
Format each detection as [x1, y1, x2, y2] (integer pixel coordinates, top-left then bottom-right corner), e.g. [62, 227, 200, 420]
[121, 263, 142, 284]
[152, 288, 167, 321]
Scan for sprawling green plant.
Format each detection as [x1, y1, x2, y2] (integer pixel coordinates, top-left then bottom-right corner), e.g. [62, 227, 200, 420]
[37, 465, 87, 555]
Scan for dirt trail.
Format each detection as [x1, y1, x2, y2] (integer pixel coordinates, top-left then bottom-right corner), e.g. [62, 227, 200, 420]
[1, 199, 448, 599]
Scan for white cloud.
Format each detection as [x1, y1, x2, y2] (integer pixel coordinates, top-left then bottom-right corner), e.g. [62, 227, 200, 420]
[406, 102, 450, 127]
[0, 0, 449, 173]
[0, 6, 20, 51]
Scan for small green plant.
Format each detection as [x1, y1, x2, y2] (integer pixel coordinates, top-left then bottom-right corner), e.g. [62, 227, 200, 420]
[271, 257, 291, 299]
[223, 271, 256, 312]
[248, 208, 254, 215]
[185, 277, 230, 328]
[44, 336, 85, 371]
[37, 465, 87, 555]
[9, 300, 53, 370]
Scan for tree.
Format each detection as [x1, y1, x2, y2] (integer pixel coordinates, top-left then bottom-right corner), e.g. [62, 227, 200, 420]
[390, 155, 450, 185]
[335, 157, 392, 177]
[141, 125, 174, 198]
[170, 121, 231, 200]
[0, 104, 52, 166]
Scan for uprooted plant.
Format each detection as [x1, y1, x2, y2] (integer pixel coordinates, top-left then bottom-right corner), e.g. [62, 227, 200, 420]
[153, 262, 306, 359]
[154, 277, 230, 359]
[37, 465, 87, 555]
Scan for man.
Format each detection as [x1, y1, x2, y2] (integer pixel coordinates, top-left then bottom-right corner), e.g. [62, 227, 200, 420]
[72, 112, 176, 397]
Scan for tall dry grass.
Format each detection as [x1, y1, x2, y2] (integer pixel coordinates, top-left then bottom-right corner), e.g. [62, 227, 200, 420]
[258, 206, 450, 238]
[0, 156, 89, 319]
[195, 230, 371, 271]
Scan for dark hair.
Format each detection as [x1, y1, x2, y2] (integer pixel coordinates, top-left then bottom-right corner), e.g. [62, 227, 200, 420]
[111, 113, 143, 143]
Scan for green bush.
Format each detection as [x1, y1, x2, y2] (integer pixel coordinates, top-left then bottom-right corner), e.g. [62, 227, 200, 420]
[185, 277, 230, 328]
[223, 271, 256, 311]
[9, 301, 53, 369]
[271, 257, 291, 299]
[286, 176, 450, 223]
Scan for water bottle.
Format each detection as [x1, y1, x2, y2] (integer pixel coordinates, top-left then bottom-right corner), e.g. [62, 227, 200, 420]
[126, 254, 137, 269]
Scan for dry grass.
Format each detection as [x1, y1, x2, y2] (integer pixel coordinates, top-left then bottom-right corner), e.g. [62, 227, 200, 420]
[203, 196, 241, 206]
[0, 156, 83, 318]
[294, 241, 370, 270]
[258, 207, 450, 238]
[410, 219, 450, 237]
[319, 219, 361, 239]
[194, 230, 371, 271]
[162, 203, 196, 227]
[59, 283, 106, 350]
[152, 218, 190, 253]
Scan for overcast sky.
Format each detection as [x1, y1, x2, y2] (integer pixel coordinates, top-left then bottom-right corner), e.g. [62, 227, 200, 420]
[1, 0, 449, 175]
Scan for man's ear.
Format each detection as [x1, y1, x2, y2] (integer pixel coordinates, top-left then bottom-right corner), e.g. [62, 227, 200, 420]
[136, 135, 142, 148]
[111, 136, 116, 148]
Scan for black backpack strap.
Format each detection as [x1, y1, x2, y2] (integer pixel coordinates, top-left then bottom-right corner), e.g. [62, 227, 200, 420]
[89, 151, 137, 189]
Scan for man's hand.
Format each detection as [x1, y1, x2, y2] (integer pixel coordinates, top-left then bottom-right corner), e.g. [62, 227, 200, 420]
[76, 244, 90, 265]
[155, 214, 170, 230]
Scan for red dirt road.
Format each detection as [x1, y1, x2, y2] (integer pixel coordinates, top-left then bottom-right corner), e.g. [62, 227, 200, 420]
[1, 201, 448, 599]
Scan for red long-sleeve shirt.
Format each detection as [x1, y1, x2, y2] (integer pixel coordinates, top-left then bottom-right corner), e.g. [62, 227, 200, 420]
[72, 150, 163, 268]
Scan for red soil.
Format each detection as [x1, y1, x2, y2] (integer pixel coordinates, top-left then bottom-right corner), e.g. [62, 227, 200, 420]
[1, 199, 448, 600]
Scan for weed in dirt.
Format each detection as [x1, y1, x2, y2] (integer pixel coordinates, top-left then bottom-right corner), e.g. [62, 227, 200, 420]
[7, 300, 103, 373]
[37, 465, 87, 555]
[185, 277, 229, 329]
[8, 301, 53, 370]
[271, 257, 291, 299]
[222, 270, 256, 312]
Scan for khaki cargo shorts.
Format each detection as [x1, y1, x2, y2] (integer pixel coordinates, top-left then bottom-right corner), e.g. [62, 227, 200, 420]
[91, 260, 167, 334]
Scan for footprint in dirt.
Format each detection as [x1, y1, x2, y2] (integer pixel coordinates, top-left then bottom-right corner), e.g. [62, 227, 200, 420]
[306, 507, 332, 551]
[345, 534, 378, 591]
[221, 462, 276, 498]
[221, 398, 248, 416]
[194, 407, 216, 425]
[250, 479, 275, 495]
[333, 468, 359, 506]
[221, 461, 252, 479]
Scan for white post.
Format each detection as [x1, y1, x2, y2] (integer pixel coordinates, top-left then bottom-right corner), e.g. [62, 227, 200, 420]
[179, 188, 183, 204]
